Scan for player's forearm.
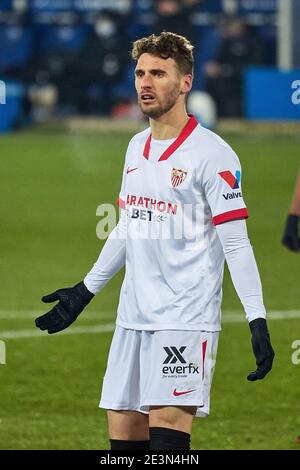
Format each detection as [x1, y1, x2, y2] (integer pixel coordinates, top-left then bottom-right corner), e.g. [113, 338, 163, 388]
[289, 172, 300, 216]
[225, 244, 266, 322]
[84, 224, 126, 295]
[216, 219, 266, 322]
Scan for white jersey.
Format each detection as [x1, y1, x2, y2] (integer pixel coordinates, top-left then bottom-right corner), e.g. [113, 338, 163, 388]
[115, 115, 248, 332]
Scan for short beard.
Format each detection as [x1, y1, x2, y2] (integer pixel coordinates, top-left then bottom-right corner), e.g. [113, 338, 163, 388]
[140, 85, 181, 119]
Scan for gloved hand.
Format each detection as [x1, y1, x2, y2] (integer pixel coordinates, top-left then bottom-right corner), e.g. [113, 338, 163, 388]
[282, 214, 300, 252]
[35, 281, 94, 334]
[247, 318, 275, 381]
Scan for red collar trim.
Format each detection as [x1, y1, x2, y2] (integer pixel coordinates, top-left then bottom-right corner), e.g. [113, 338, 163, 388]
[142, 114, 199, 161]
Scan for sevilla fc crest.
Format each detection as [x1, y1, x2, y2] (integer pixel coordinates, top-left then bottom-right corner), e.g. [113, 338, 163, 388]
[171, 168, 187, 187]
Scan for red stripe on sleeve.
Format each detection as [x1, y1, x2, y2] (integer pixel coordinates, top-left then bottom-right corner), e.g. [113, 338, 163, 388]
[213, 208, 249, 225]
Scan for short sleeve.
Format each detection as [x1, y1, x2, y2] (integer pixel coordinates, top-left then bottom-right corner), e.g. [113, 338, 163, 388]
[202, 145, 249, 225]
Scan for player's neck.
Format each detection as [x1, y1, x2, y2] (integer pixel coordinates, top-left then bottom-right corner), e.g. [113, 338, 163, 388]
[149, 108, 189, 140]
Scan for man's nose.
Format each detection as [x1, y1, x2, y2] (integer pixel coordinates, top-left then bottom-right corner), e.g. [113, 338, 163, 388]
[141, 74, 152, 89]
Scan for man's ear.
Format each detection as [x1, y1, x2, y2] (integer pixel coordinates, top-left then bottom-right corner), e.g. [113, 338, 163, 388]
[181, 74, 193, 94]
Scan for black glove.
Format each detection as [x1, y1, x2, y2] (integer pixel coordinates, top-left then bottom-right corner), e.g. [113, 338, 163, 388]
[282, 214, 300, 252]
[35, 281, 94, 334]
[247, 318, 275, 381]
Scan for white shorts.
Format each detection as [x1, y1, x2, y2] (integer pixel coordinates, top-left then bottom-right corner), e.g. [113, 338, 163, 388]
[99, 326, 219, 417]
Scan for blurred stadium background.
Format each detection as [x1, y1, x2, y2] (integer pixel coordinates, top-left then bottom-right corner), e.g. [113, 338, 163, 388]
[0, 0, 300, 450]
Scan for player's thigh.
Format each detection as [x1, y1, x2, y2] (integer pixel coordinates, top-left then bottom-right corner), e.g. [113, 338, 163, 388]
[149, 405, 197, 434]
[107, 410, 149, 440]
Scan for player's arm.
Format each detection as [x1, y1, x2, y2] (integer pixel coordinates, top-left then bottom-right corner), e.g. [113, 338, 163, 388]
[83, 210, 126, 295]
[216, 219, 275, 381]
[35, 216, 126, 334]
[202, 143, 274, 380]
[282, 171, 300, 252]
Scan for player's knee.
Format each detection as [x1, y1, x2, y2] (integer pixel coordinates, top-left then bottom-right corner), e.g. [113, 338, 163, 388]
[149, 406, 196, 431]
[107, 410, 149, 440]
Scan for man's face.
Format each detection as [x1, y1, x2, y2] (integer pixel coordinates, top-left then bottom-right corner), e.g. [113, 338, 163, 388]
[135, 53, 187, 119]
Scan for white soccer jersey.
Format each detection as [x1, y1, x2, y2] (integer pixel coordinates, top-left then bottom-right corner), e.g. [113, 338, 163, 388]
[113, 115, 248, 332]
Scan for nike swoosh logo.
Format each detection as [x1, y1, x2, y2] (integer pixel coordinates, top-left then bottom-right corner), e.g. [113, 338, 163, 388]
[173, 388, 196, 397]
[127, 167, 138, 174]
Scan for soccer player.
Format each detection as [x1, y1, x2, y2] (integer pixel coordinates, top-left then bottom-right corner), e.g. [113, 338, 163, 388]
[35, 32, 275, 451]
[282, 171, 300, 252]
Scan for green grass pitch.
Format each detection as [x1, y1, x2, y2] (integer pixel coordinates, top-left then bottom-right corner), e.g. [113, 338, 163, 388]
[0, 128, 299, 449]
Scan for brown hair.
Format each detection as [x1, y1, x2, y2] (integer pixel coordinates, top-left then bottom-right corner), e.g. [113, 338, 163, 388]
[131, 32, 194, 75]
